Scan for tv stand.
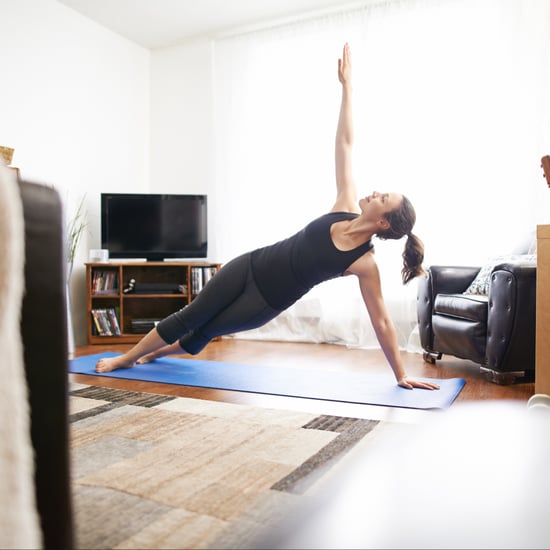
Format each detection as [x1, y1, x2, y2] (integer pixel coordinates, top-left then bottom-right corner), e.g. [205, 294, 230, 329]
[85, 260, 221, 344]
[162, 258, 207, 262]
[110, 258, 147, 262]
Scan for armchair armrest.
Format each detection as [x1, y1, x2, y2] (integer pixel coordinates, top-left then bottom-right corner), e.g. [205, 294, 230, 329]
[486, 261, 537, 381]
[417, 265, 480, 354]
[490, 260, 537, 283]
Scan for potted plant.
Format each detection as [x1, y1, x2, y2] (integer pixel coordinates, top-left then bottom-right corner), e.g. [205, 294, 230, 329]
[66, 195, 87, 355]
[66, 194, 87, 280]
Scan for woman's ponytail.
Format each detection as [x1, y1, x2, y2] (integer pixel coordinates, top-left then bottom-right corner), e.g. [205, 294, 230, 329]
[402, 232, 426, 285]
[376, 194, 426, 285]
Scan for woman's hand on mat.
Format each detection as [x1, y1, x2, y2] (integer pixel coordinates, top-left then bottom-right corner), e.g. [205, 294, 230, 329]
[398, 376, 440, 390]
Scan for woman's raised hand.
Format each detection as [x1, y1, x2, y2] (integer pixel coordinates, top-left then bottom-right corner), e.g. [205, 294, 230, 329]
[338, 42, 352, 85]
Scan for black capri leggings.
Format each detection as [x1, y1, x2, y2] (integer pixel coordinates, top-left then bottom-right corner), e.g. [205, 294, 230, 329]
[155, 252, 281, 355]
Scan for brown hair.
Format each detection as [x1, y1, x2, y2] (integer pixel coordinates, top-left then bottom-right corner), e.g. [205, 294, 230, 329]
[376, 194, 426, 285]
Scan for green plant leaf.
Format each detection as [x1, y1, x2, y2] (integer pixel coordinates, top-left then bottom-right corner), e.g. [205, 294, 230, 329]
[67, 194, 88, 266]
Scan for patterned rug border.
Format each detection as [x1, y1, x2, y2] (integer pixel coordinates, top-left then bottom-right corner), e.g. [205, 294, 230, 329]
[69, 384, 380, 495]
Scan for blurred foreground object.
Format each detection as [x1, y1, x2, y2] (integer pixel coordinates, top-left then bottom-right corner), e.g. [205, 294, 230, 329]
[257, 399, 550, 549]
[542, 155, 550, 187]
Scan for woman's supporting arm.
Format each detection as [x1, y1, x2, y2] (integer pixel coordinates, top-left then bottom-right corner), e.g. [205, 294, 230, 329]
[354, 254, 440, 390]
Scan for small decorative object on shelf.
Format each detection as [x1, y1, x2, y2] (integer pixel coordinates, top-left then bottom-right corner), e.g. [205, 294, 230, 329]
[0, 145, 14, 165]
[123, 278, 136, 294]
[0, 145, 19, 178]
[541, 155, 550, 187]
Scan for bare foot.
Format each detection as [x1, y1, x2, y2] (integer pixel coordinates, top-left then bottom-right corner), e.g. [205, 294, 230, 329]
[136, 353, 158, 364]
[95, 356, 135, 373]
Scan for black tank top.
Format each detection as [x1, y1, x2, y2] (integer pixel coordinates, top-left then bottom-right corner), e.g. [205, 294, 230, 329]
[251, 211, 373, 310]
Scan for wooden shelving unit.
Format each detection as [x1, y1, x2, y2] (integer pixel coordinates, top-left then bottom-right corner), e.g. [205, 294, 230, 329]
[86, 261, 220, 344]
[536, 226, 550, 395]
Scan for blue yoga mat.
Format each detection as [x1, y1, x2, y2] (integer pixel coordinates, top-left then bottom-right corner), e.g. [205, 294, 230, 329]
[69, 352, 466, 410]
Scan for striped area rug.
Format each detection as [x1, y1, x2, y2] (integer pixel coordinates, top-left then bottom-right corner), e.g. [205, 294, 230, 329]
[69, 383, 386, 550]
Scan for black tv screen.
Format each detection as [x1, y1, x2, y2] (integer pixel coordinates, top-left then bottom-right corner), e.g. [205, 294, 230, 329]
[101, 193, 207, 261]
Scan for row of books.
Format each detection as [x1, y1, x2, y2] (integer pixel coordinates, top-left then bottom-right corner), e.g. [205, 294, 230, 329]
[92, 270, 119, 294]
[91, 266, 217, 296]
[91, 308, 121, 336]
[191, 266, 218, 294]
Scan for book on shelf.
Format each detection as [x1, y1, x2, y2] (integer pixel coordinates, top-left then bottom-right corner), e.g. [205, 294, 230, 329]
[190, 266, 218, 294]
[91, 307, 121, 336]
[92, 270, 119, 294]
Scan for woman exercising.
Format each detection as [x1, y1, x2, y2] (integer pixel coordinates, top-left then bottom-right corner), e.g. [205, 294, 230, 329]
[96, 43, 439, 391]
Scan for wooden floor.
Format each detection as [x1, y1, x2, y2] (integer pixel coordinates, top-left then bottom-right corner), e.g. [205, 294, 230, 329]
[71, 338, 536, 423]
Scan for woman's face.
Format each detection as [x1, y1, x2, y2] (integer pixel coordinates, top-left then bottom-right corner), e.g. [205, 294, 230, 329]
[359, 191, 403, 221]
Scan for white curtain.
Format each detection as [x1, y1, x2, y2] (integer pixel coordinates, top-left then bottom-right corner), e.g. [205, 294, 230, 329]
[212, 0, 550, 351]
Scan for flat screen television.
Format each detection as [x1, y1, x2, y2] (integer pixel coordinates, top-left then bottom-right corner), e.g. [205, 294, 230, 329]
[101, 193, 207, 261]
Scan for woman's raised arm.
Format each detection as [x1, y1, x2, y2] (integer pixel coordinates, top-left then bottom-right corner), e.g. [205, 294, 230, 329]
[332, 43, 358, 213]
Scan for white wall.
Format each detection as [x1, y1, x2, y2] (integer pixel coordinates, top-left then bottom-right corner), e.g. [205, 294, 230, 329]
[150, 40, 219, 258]
[2, 0, 549, 348]
[0, 0, 150, 344]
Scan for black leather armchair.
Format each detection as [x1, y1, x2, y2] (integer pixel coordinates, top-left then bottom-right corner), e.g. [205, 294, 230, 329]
[417, 260, 536, 384]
